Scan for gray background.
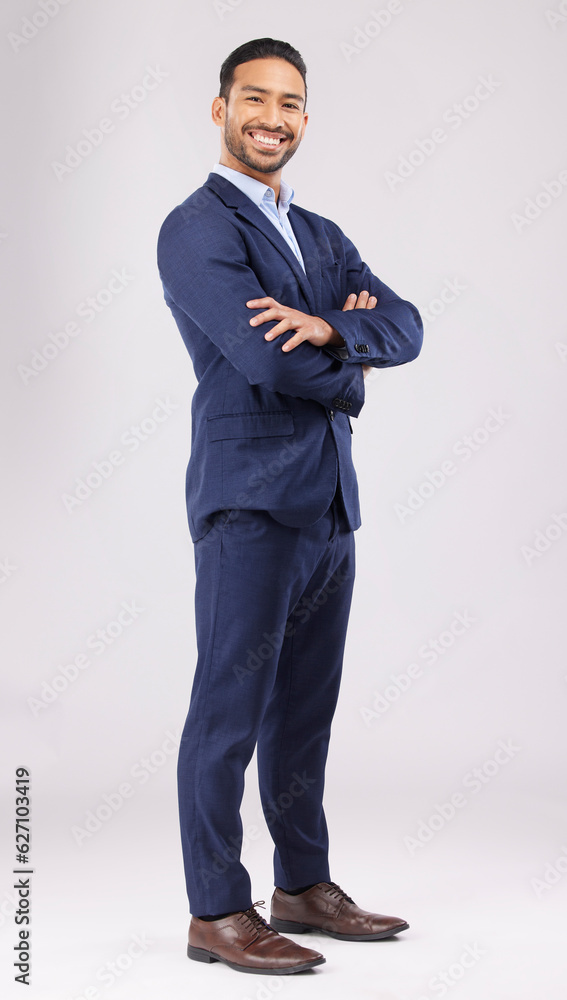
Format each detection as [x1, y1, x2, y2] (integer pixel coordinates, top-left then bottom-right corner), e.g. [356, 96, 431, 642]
[1, 0, 566, 997]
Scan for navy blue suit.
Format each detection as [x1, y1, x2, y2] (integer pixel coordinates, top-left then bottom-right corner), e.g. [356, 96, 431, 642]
[157, 171, 422, 917]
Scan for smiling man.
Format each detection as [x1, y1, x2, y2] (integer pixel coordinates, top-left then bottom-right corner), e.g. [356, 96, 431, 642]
[157, 37, 423, 977]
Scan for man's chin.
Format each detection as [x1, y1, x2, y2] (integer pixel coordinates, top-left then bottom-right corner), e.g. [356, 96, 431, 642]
[250, 160, 286, 174]
[231, 144, 297, 175]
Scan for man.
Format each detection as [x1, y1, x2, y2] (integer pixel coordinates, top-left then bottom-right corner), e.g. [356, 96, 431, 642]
[157, 37, 423, 976]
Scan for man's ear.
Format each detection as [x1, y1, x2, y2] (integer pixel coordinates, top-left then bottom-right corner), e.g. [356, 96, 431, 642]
[211, 96, 225, 127]
[297, 112, 308, 141]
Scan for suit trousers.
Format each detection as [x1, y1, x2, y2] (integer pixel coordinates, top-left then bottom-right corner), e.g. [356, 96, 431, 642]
[177, 487, 356, 917]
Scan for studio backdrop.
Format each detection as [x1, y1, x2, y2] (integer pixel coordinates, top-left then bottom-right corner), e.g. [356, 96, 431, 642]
[1, 1, 565, 998]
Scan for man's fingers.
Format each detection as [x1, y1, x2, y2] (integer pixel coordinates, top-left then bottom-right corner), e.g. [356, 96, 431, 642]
[281, 333, 302, 352]
[250, 308, 286, 328]
[364, 295, 377, 309]
[246, 297, 277, 309]
[355, 290, 378, 309]
[343, 291, 378, 310]
[263, 319, 293, 340]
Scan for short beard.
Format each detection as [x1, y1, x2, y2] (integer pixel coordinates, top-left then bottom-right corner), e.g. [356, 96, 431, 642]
[223, 113, 301, 174]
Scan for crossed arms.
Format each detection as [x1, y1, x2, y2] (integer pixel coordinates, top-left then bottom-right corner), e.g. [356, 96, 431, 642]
[246, 290, 377, 379]
[157, 208, 422, 417]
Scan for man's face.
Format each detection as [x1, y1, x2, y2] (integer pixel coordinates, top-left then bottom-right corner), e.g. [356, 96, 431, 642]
[215, 57, 308, 174]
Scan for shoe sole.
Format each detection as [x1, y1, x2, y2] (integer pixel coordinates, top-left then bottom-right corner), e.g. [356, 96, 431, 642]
[187, 944, 326, 974]
[269, 917, 410, 941]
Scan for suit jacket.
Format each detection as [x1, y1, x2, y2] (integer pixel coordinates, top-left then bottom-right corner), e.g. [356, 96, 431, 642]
[157, 171, 423, 542]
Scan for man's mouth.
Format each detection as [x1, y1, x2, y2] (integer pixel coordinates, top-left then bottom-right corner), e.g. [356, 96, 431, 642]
[247, 130, 289, 150]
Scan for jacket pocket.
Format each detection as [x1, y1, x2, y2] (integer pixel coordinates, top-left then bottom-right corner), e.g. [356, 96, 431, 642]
[206, 410, 294, 442]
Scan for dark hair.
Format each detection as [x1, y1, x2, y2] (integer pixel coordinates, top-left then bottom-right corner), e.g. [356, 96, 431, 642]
[219, 37, 307, 108]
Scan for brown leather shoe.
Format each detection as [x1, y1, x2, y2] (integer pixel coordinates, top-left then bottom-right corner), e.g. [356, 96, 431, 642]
[270, 882, 409, 941]
[187, 901, 326, 974]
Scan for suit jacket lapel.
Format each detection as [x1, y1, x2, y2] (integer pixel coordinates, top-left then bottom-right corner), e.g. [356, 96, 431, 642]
[287, 208, 323, 309]
[204, 173, 318, 314]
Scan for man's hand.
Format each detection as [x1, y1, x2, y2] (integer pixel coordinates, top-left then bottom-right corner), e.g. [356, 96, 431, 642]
[247, 289, 377, 359]
[246, 297, 340, 352]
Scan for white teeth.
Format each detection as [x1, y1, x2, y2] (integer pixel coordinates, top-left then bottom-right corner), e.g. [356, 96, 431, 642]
[251, 133, 282, 146]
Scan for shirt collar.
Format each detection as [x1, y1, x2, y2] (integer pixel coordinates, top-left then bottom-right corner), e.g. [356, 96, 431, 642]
[212, 162, 295, 214]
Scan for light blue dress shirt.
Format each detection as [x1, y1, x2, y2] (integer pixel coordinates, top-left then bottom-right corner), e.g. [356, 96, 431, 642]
[212, 162, 306, 273]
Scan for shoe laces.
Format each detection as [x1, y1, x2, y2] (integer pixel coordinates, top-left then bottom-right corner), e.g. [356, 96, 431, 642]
[237, 901, 273, 935]
[324, 881, 355, 904]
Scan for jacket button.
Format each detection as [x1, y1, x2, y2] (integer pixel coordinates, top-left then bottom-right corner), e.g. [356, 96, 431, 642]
[329, 408, 335, 420]
[355, 343, 369, 354]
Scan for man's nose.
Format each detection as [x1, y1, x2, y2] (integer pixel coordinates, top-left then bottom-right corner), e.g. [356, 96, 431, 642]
[259, 103, 285, 129]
